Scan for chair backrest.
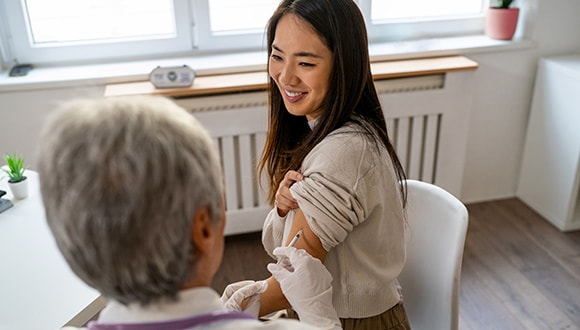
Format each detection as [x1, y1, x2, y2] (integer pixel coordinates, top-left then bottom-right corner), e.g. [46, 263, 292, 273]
[398, 179, 469, 330]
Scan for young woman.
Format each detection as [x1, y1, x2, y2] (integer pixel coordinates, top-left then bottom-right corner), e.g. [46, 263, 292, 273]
[224, 0, 411, 329]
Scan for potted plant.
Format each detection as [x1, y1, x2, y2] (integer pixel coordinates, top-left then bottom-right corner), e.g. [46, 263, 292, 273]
[2, 153, 28, 199]
[485, 0, 520, 40]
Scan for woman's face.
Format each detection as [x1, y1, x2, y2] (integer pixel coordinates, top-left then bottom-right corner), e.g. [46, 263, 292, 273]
[269, 14, 333, 121]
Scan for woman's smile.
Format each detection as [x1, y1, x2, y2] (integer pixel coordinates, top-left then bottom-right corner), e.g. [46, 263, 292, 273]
[284, 89, 307, 103]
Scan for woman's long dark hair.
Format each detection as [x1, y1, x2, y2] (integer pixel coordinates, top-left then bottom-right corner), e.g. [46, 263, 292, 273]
[258, 0, 407, 207]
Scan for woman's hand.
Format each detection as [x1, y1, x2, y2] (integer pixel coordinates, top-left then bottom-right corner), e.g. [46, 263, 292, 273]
[275, 170, 303, 217]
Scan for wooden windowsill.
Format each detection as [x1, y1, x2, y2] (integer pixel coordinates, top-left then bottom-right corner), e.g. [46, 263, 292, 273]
[104, 55, 478, 98]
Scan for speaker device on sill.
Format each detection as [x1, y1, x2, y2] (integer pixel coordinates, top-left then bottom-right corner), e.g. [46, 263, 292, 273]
[149, 65, 196, 89]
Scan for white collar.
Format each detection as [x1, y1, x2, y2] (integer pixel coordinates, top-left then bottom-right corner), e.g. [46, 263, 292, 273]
[307, 117, 319, 129]
[98, 287, 224, 323]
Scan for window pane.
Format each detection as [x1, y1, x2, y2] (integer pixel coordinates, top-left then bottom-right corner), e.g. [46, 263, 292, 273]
[372, 0, 484, 21]
[24, 0, 176, 44]
[208, 0, 278, 33]
[1, 0, 191, 65]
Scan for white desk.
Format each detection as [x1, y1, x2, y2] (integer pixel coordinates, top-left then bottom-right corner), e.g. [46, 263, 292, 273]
[0, 170, 102, 330]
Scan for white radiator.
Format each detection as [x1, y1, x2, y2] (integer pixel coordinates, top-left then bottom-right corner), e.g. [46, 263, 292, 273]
[175, 72, 472, 235]
[177, 97, 269, 235]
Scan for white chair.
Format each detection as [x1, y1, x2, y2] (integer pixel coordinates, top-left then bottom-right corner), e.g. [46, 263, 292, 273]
[398, 179, 469, 330]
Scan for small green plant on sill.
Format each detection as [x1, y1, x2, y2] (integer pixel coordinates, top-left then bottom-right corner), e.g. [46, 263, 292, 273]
[3, 153, 26, 183]
[491, 0, 515, 9]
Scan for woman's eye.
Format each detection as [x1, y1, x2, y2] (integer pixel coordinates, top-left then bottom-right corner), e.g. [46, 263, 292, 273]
[299, 62, 314, 67]
[270, 54, 282, 61]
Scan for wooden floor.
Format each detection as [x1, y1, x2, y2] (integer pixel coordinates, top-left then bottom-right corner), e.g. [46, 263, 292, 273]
[212, 198, 580, 330]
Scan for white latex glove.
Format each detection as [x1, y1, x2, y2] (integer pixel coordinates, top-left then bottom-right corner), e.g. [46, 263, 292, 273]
[267, 247, 342, 330]
[220, 280, 268, 317]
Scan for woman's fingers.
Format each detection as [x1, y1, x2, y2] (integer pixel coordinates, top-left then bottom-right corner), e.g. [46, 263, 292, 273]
[275, 170, 303, 214]
[284, 170, 303, 183]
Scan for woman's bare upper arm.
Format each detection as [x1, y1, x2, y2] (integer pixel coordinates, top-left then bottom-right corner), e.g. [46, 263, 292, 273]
[257, 208, 328, 316]
[285, 208, 327, 261]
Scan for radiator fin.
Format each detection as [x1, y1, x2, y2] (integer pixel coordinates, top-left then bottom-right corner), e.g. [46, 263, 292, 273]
[387, 114, 441, 184]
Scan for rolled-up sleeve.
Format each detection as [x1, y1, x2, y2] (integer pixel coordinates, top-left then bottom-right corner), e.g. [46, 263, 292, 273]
[291, 173, 365, 251]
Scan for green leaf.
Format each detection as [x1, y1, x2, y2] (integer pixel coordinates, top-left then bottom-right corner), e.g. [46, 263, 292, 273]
[3, 153, 26, 183]
[491, 0, 514, 9]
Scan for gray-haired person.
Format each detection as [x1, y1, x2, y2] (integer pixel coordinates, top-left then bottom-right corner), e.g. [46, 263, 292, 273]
[37, 96, 341, 330]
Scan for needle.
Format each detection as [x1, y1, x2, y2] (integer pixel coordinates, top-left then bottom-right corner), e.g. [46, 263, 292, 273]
[287, 230, 302, 247]
[277, 230, 303, 267]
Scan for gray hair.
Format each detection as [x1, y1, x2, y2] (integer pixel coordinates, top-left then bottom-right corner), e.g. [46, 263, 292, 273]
[37, 96, 224, 305]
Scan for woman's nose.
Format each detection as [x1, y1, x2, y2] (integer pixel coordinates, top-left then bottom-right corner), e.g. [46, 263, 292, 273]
[279, 64, 297, 86]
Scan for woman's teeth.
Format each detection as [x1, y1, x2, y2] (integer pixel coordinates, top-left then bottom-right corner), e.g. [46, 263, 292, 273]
[286, 90, 303, 97]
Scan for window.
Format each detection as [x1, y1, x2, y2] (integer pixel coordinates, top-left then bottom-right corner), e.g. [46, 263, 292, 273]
[25, 1, 176, 44]
[208, 0, 277, 32]
[371, 0, 483, 21]
[0, 0, 487, 67]
[0, 0, 193, 65]
[361, 0, 486, 42]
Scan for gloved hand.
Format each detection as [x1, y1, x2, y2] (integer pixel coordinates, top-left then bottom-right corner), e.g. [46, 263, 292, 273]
[220, 280, 268, 317]
[267, 247, 342, 330]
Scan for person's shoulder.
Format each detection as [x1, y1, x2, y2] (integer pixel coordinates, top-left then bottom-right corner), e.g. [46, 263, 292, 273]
[313, 123, 379, 162]
[319, 124, 367, 147]
[328, 122, 365, 137]
[302, 129, 376, 179]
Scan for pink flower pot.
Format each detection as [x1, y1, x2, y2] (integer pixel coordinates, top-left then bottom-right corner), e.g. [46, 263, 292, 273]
[485, 8, 520, 40]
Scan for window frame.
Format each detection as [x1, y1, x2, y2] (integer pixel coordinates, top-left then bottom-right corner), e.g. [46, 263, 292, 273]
[191, 0, 270, 53]
[0, 0, 489, 68]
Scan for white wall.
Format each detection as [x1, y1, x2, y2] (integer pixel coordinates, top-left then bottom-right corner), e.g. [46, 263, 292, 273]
[0, 86, 104, 170]
[461, 0, 580, 202]
[1, 0, 580, 203]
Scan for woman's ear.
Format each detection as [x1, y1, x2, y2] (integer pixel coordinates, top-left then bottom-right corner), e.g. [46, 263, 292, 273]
[191, 207, 214, 253]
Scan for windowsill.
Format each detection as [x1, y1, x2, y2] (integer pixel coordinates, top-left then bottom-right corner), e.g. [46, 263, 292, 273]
[0, 35, 533, 93]
[104, 56, 479, 98]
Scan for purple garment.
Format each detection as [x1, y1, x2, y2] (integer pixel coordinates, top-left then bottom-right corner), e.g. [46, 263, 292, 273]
[87, 310, 256, 330]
